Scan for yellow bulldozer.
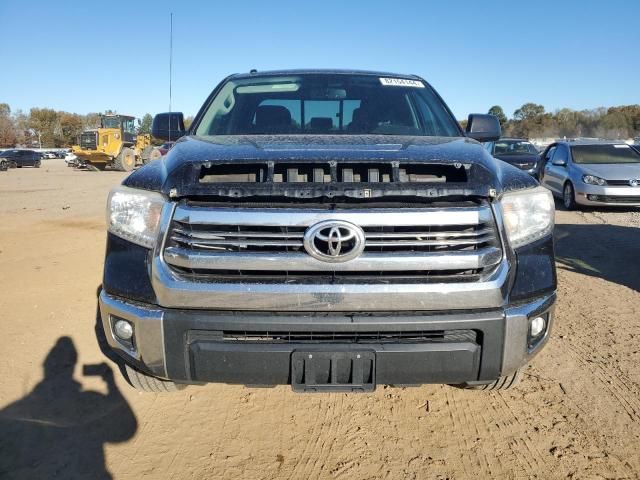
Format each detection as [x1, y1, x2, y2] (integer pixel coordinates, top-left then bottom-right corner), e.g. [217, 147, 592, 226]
[72, 114, 160, 171]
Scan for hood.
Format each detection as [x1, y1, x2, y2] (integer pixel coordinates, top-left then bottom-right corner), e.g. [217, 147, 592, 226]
[124, 134, 537, 200]
[493, 153, 540, 165]
[577, 162, 640, 181]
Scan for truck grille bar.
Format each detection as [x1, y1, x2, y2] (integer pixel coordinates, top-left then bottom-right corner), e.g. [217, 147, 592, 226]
[161, 204, 503, 279]
[80, 131, 97, 150]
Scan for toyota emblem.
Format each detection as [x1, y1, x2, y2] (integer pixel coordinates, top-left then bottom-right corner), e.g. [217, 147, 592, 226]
[630, 179, 639, 187]
[303, 220, 365, 263]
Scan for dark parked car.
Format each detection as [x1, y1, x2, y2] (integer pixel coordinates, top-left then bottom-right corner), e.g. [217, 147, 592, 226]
[99, 69, 556, 393]
[484, 138, 540, 177]
[158, 142, 175, 156]
[0, 149, 42, 168]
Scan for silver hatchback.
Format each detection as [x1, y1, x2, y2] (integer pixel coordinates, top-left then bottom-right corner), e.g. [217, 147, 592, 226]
[539, 141, 640, 209]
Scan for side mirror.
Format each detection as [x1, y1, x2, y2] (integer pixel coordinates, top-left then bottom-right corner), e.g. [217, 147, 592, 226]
[465, 114, 501, 142]
[552, 158, 567, 167]
[152, 112, 186, 141]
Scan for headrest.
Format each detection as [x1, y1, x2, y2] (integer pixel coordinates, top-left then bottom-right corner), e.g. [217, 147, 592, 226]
[254, 105, 292, 128]
[351, 107, 365, 125]
[309, 117, 333, 131]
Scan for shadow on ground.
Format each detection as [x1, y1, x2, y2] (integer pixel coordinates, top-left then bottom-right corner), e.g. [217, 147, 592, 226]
[555, 222, 640, 292]
[0, 337, 137, 479]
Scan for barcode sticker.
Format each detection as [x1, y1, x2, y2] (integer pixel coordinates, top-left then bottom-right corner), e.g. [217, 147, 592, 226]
[379, 78, 425, 88]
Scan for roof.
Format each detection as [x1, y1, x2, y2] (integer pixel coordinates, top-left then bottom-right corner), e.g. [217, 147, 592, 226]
[557, 139, 628, 146]
[498, 137, 530, 142]
[228, 68, 421, 80]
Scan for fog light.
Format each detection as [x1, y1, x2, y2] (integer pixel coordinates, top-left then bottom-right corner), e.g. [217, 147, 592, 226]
[530, 316, 546, 338]
[114, 319, 134, 340]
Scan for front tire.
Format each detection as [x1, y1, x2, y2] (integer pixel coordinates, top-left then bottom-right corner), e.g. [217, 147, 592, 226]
[113, 147, 136, 172]
[34, 160, 41, 168]
[124, 364, 186, 393]
[150, 147, 162, 161]
[140, 146, 154, 164]
[563, 182, 577, 210]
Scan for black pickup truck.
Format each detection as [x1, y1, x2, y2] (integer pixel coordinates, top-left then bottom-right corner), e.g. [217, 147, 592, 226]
[99, 69, 556, 393]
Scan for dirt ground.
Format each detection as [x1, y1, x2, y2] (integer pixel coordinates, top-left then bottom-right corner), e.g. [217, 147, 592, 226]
[0, 159, 639, 479]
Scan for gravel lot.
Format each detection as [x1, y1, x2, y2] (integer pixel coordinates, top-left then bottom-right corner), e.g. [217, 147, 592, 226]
[1, 159, 639, 479]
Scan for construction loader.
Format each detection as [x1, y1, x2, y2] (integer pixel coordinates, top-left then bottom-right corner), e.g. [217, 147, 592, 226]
[72, 115, 160, 171]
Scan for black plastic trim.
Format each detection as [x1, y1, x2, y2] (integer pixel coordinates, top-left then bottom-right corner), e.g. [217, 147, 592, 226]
[510, 235, 556, 301]
[102, 233, 157, 304]
[161, 309, 505, 385]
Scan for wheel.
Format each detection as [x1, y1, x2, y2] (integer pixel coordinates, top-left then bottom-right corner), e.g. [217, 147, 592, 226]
[140, 146, 154, 164]
[456, 368, 522, 391]
[124, 364, 186, 393]
[563, 182, 577, 210]
[34, 160, 41, 168]
[113, 147, 136, 172]
[150, 147, 162, 161]
[0, 161, 7, 171]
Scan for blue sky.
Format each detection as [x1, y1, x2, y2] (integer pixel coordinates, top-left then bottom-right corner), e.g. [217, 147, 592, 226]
[0, 0, 638, 120]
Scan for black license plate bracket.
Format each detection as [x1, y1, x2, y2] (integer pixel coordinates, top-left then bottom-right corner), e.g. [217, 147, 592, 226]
[291, 350, 376, 393]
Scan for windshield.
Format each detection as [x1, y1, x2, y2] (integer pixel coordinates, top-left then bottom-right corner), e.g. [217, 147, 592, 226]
[102, 117, 121, 129]
[194, 74, 461, 137]
[571, 144, 640, 164]
[493, 140, 538, 155]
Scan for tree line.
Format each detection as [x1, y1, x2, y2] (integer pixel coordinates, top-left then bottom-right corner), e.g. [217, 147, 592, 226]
[0, 104, 156, 148]
[2, 101, 639, 148]
[484, 103, 640, 140]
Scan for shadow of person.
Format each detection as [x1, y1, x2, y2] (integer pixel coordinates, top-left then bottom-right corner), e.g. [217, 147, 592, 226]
[0, 337, 137, 479]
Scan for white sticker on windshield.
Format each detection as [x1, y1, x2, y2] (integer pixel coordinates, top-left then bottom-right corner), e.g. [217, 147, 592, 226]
[613, 144, 629, 148]
[379, 78, 425, 88]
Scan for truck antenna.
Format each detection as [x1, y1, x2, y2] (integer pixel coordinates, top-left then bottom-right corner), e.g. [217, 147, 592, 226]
[169, 12, 173, 113]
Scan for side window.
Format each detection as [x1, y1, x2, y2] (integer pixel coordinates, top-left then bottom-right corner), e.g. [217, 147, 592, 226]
[544, 146, 557, 163]
[538, 146, 555, 176]
[553, 145, 568, 164]
[124, 119, 136, 134]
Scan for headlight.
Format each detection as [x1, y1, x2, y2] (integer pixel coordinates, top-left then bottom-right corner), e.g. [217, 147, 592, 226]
[107, 185, 166, 248]
[500, 186, 554, 249]
[582, 174, 606, 186]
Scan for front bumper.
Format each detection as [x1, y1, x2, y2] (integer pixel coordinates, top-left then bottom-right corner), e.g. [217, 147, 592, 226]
[99, 290, 555, 388]
[575, 184, 640, 206]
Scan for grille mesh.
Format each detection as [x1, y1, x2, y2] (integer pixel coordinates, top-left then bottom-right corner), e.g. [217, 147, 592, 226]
[221, 329, 477, 344]
[80, 132, 97, 150]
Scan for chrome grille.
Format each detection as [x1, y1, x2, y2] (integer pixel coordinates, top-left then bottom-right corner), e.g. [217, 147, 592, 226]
[162, 204, 503, 280]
